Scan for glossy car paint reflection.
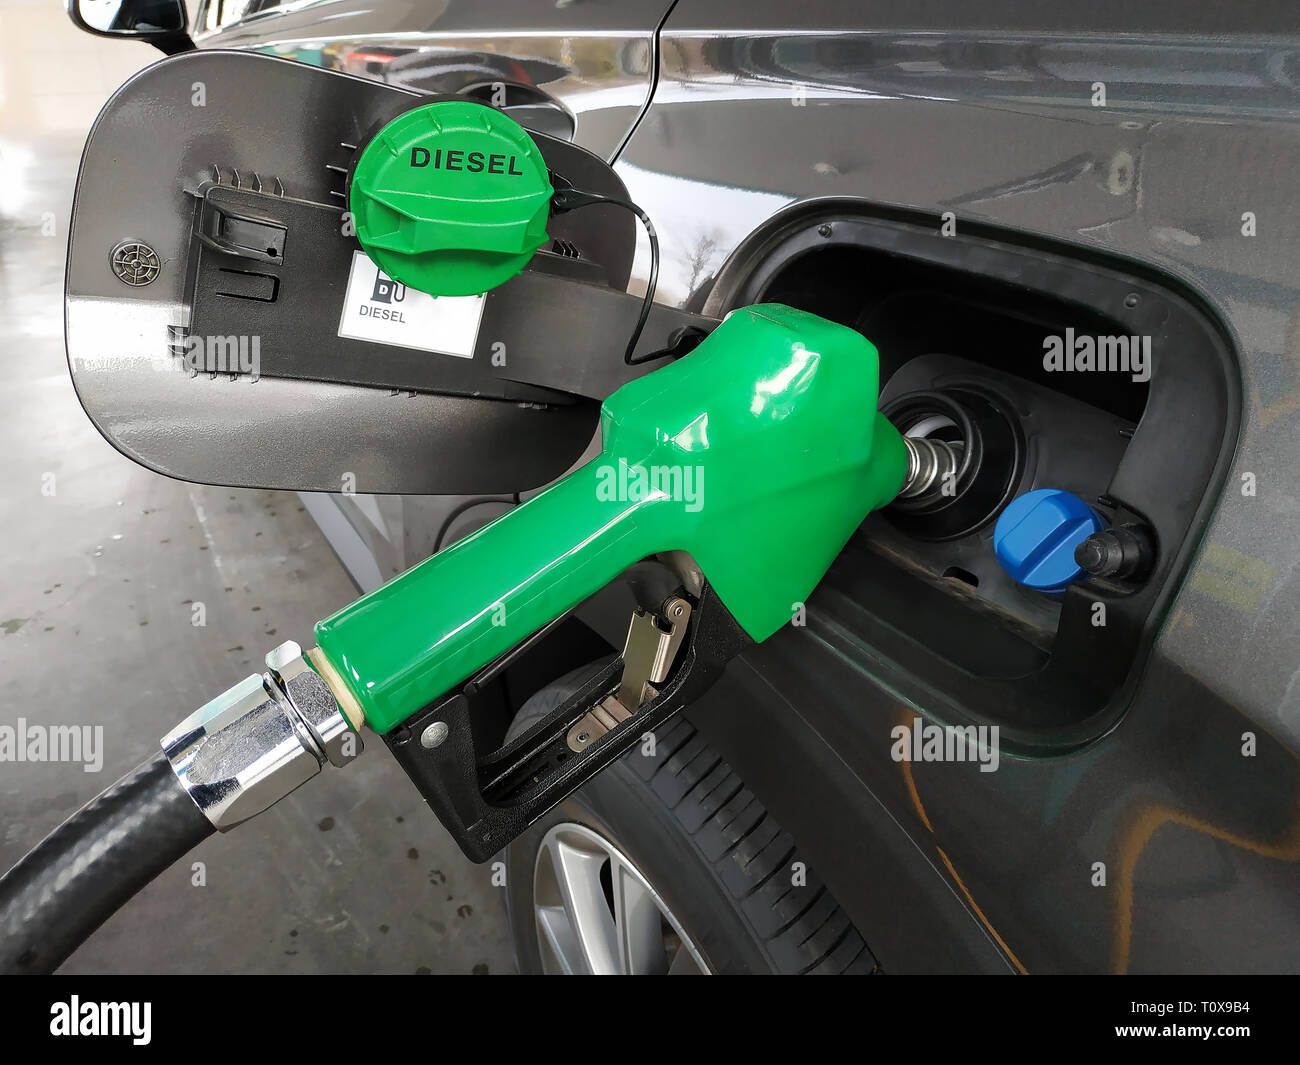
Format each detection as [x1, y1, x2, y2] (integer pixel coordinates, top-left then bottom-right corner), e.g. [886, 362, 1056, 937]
[608, 0, 1300, 973]
[176, 0, 1300, 972]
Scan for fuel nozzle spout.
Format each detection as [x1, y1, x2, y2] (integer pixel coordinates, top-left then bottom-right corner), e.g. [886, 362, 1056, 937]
[899, 434, 963, 502]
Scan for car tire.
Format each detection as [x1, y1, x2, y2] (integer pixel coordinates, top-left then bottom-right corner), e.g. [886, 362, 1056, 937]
[502, 661, 879, 974]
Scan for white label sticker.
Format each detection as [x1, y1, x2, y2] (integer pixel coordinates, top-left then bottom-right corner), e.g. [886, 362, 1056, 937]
[337, 251, 484, 358]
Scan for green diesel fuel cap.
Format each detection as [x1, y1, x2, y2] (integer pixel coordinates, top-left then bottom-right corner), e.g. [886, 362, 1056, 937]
[348, 100, 553, 297]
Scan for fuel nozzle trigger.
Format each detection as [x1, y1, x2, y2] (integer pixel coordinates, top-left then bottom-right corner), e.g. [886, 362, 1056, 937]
[385, 583, 743, 862]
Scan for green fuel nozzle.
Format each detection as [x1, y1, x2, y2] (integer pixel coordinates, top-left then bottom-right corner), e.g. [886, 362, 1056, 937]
[313, 303, 908, 736]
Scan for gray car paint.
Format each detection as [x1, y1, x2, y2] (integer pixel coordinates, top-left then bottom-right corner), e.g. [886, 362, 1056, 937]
[126, 0, 1300, 971]
[614, 0, 1299, 974]
[627, 2, 1300, 747]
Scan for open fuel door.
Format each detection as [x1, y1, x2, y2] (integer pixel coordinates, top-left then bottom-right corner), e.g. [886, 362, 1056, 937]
[66, 50, 710, 494]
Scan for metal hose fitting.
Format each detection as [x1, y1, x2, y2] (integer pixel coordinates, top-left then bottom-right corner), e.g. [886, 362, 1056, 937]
[161, 640, 362, 831]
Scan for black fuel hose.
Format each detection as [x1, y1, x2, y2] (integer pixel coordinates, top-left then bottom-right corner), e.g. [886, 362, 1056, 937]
[0, 753, 212, 974]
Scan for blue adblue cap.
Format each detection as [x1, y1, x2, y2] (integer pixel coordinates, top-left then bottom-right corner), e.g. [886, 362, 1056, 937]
[993, 488, 1103, 593]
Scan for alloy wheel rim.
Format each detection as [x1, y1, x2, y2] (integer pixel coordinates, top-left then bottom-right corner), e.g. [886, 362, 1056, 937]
[532, 821, 709, 974]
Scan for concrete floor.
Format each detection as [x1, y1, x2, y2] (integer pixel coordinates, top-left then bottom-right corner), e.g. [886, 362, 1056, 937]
[0, 2, 514, 974]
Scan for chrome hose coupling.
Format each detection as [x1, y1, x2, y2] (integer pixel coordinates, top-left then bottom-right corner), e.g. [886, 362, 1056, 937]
[161, 641, 362, 831]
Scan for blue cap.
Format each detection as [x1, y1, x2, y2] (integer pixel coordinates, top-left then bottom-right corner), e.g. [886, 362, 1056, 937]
[993, 489, 1103, 593]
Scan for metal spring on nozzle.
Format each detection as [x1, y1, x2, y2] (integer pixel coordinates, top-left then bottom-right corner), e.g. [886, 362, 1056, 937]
[899, 435, 963, 503]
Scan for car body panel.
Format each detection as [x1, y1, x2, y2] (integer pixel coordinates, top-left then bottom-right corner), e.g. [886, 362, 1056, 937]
[194, 0, 668, 160]
[607, 0, 1300, 973]
[188, 0, 1300, 971]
